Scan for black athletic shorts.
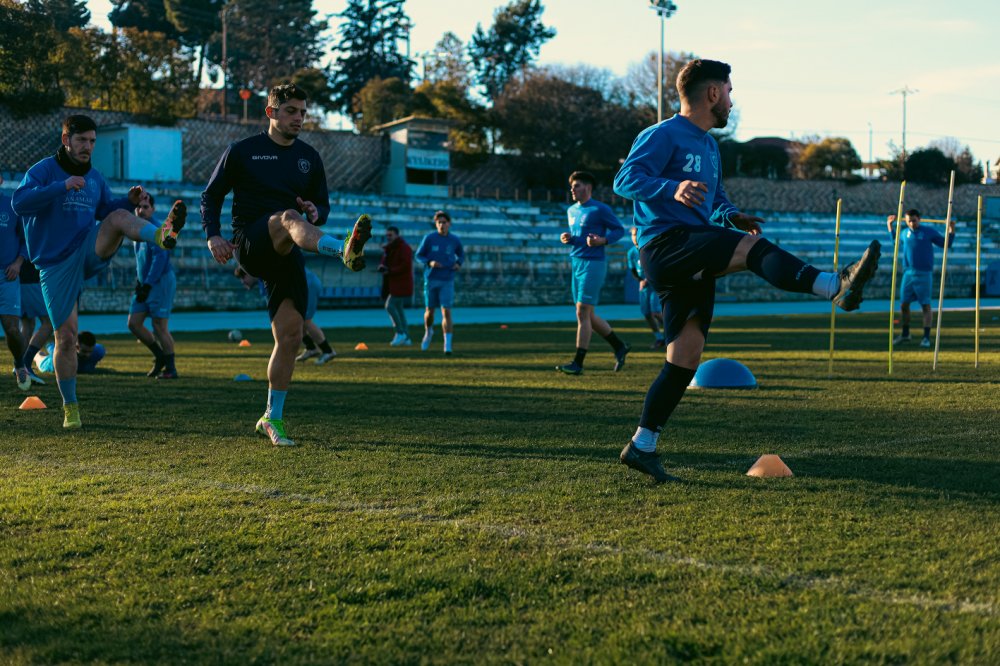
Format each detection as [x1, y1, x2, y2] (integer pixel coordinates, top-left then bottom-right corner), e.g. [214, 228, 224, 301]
[234, 214, 308, 321]
[639, 224, 745, 344]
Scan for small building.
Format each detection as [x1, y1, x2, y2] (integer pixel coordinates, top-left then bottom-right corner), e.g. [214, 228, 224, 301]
[373, 116, 454, 198]
[92, 124, 184, 183]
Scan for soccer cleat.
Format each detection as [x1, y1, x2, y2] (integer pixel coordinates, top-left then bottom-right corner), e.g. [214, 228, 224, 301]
[620, 441, 678, 483]
[389, 333, 402, 346]
[342, 214, 372, 272]
[25, 368, 46, 385]
[296, 348, 321, 362]
[920, 337, 931, 348]
[421, 329, 433, 351]
[613, 343, 632, 372]
[14, 367, 31, 391]
[147, 358, 165, 378]
[556, 361, 583, 375]
[649, 339, 666, 350]
[157, 370, 179, 379]
[397, 335, 412, 347]
[63, 403, 82, 429]
[155, 200, 187, 250]
[314, 351, 337, 365]
[256, 417, 296, 447]
[833, 240, 881, 312]
[892, 334, 911, 346]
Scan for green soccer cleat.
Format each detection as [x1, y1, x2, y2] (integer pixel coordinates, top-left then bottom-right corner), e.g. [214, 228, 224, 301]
[155, 200, 187, 250]
[256, 417, 296, 447]
[63, 403, 82, 429]
[342, 214, 372, 272]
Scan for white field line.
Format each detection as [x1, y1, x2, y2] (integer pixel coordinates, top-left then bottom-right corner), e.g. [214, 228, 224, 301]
[8, 457, 999, 618]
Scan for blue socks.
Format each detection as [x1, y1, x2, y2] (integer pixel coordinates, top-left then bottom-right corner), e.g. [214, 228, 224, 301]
[138, 222, 158, 244]
[317, 234, 340, 257]
[57, 378, 78, 405]
[266, 389, 287, 420]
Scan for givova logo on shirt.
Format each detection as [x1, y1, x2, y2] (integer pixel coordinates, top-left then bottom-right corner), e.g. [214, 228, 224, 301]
[252, 155, 278, 160]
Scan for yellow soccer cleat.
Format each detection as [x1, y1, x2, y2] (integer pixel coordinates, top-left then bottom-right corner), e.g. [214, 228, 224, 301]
[63, 403, 82, 429]
[255, 417, 296, 447]
[342, 214, 372, 272]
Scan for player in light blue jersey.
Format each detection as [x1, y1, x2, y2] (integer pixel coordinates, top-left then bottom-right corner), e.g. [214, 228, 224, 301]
[627, 227, 664, 349]
[556, 171, 630, 375]
[127, 194, 179, 379]
[887, 209, 954, 347]
[0, 175, 31, 390]
[12, 115, 187, 428]
[416, 210, 464, 354]
[295, 268, 337, 365]
[613, 59, 881, 483]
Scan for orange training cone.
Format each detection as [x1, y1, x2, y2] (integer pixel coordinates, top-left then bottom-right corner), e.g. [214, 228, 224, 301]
[20, 396, 47, 410]
[746, 454, 793, 478]
[500, 324, 508, 329]
[238, 339, 252, 347]
[354, 342, 369, 351]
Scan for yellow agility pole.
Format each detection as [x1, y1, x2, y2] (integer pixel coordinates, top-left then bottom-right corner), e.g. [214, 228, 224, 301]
[932, 171, 957, 371]
[828, 198, 842, 378]
[975, 196, 983, 369]
[888, 181, 906, 374]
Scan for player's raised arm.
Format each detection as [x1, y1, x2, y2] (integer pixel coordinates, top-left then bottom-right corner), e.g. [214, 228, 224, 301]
[11, 163, 66, 216]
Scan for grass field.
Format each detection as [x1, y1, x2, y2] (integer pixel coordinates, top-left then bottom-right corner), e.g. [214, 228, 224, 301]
[2, 311, 999, 664]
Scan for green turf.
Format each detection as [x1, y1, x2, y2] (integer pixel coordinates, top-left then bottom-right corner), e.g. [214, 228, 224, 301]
[2, 312, 998, 664]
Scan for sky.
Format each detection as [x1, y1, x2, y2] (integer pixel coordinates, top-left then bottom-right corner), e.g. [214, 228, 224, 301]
[86, 0, 1000, 167]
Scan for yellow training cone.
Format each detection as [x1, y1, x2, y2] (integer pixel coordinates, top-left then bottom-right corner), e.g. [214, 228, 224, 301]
[19, 396, 47, 410]
[746, 454, 793, 478]
[238, 339, 252, 347]
[354, 342, 369, 351]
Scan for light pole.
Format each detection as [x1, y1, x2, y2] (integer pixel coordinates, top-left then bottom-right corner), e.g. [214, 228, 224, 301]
[889, 85, 918, 169]
[649, 0, 678, 123]
[220, 1, 232, 122]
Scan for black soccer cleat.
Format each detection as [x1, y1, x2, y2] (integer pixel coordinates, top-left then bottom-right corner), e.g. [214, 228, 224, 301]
[833, 240, 881, 312]
[613, 343, 631, 372]
[556, 361, 583, 375]
[620, 441, 679, 483]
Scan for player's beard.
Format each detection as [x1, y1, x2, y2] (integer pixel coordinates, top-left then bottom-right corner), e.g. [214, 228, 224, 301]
[711, 100, 730, 129]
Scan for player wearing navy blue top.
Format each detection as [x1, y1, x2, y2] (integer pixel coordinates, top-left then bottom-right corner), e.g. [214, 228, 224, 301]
[887, 209, 955, 347]
[415, 210, 464, 354]
[556, 171, 630, 375]
[201, 83, 372, 446]
[127, 194, 179, 378]
[613, 60, 881, 482]
[12, 115, 187, 428]
[0, 175, 31, 391]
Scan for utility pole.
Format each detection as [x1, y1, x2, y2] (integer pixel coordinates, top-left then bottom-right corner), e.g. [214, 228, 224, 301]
[867, 121, 873, 178]
[889, 85, 918, 169]
[649, 0, 678, 124]
[221, 2, 232, 122]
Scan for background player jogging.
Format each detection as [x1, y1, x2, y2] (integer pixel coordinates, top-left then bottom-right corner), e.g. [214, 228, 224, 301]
[613, 59, 881, 483]
[201, 83, 371, 447]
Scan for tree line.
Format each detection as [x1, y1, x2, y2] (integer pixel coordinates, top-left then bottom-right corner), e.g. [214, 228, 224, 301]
[0, 0, 981, 188]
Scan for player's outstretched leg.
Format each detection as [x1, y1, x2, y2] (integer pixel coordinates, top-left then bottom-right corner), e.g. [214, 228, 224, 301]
[832, 240, 881, 312]
[342, 214, 372, 272]
[155, 200, 187, 250]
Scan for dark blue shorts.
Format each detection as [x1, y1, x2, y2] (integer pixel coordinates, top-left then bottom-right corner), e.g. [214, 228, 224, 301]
[639, 224, 745, 344]
[234, 215, 308, 321]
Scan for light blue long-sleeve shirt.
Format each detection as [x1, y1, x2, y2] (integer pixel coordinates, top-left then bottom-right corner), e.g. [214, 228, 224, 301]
[889, 224, 954, 272]
[133, 216, 172, 285]
[614, 115, 739, 249]
[0, 194, 28, 269]
[12, 156, 129, 268]
[415, 231, 464, 282]
[565, 199, 624, 260]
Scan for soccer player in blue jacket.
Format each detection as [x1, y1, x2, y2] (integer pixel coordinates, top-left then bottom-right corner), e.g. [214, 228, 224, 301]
[128, 194, 179, 378]
[12, 115, 186, 429]
[1, 175, 31, 391]
[557, 171, 630, 375]
[201, 83, 371, 447]
[415, 210, 464, 354]
[887, 209, 954, 347]
[613, 59, 881, 482]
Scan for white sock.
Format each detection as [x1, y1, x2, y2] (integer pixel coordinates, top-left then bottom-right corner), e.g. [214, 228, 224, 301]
[444, 333, 453, 352]
[812, 271, 839, 299]
[632, 426, 659, 452]
[316, 234, 341, 257]
[421, 327, 433, 350]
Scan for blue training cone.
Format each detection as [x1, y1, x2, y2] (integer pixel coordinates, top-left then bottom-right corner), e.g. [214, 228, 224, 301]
[233, 373, 253, 382]
[689, 358, 757, 389]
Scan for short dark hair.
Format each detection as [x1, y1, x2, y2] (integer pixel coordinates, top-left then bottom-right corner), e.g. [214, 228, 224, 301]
[676, 59, 732, 103]
[62, 114, 97, 137]
[433, 210, 451, 222]
[568, 171, 596, 187]
[79, 331, 97, 346]
[906, 208, 921, 217]
[268, 83, 308, 109]
[386, 225, 400, 234]
[144, 193, 155, 207]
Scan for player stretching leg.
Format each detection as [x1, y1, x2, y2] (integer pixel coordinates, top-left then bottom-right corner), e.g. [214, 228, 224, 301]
[202, 84, 370, 447]
[613, 60, 880, 482]
[13, 115, 185, 428]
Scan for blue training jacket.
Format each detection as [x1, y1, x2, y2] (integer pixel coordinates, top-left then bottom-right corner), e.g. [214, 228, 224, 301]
[415, 231, 464, 282]
[889, 225, 954, 272]
[0, 193, 27, 269]
[133, 216, 172, 285]
[614, 114, 740, 249]
[565, 199, 624, 260]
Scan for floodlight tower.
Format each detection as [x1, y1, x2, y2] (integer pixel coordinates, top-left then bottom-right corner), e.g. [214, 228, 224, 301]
[889, 85, 919, 168]
[649, 0, 679, 123]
